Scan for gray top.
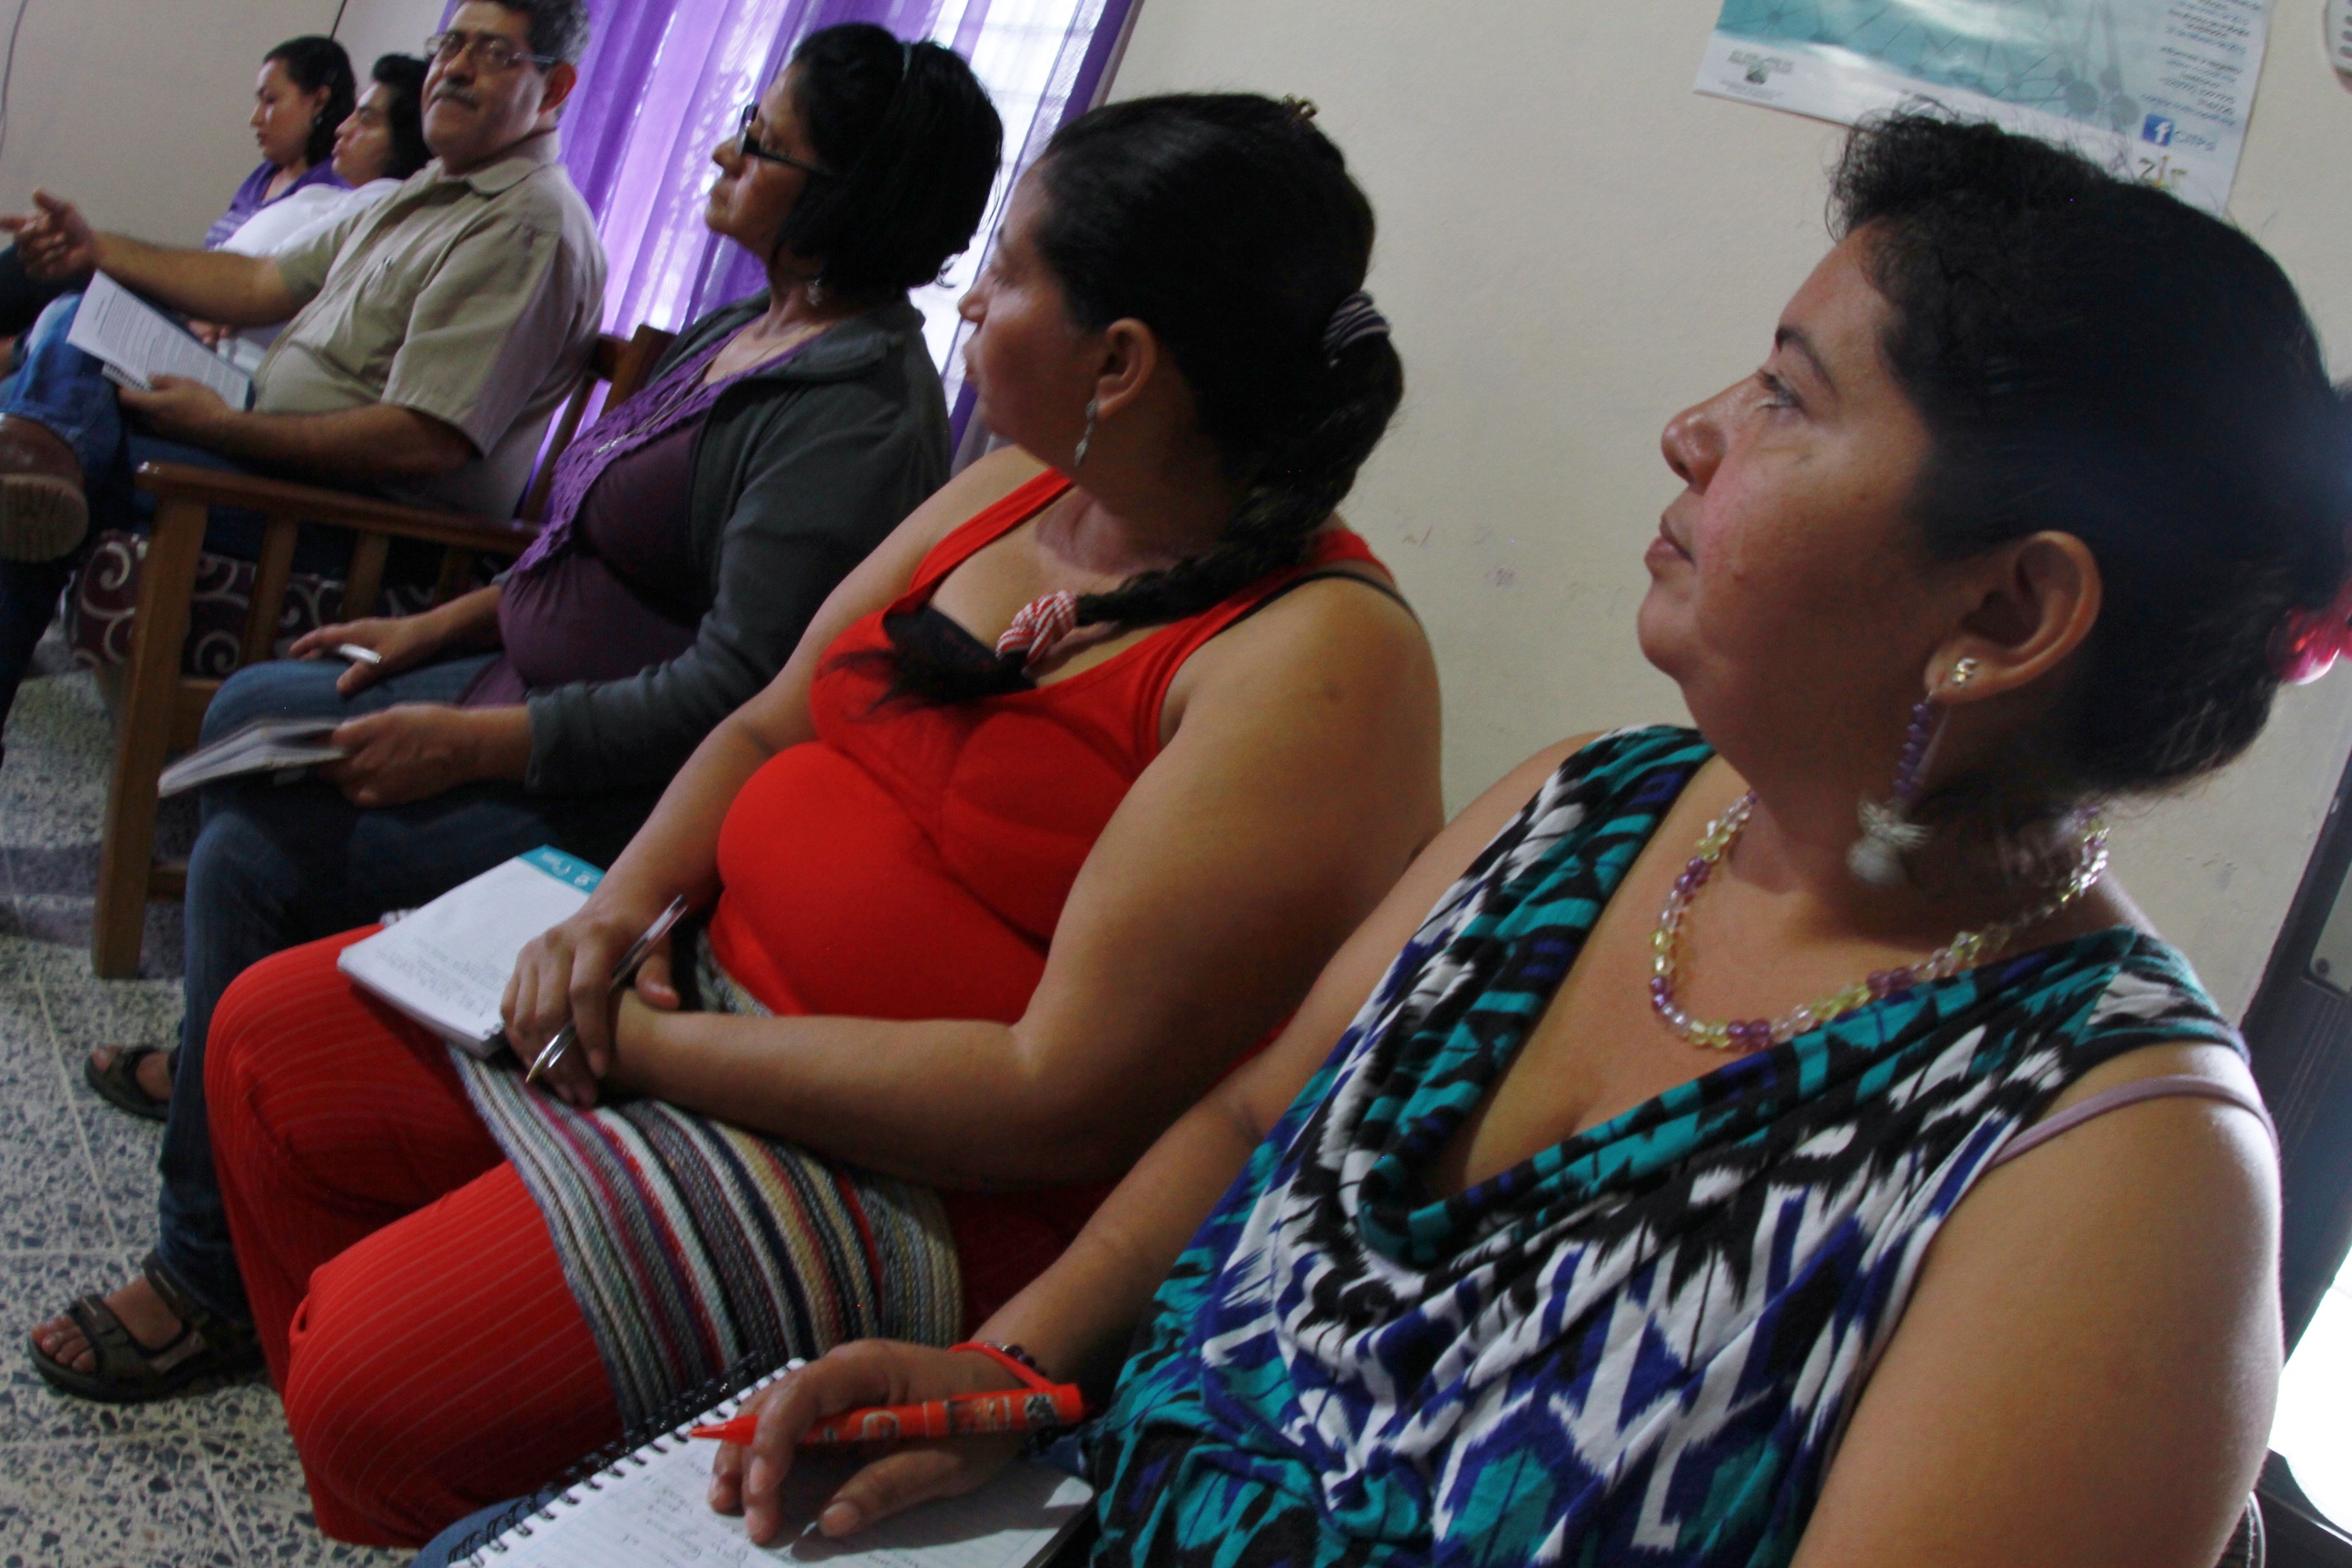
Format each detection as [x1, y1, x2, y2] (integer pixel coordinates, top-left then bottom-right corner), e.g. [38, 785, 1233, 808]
[259, 131, 608, 516]
[522, 292, 950, 795]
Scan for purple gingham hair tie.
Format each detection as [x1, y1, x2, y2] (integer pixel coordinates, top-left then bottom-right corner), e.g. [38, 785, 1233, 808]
[1322, 290, 1389, 363]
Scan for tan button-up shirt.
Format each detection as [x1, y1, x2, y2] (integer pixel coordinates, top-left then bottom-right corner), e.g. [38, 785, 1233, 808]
[256, 130, 608, 516]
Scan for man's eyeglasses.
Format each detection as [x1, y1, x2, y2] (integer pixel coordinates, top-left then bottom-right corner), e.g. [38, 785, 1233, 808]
[425, 30, 555, 74]
[737, 105, 831, 178]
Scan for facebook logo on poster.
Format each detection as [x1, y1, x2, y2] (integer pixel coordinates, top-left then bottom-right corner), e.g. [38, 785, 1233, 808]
[2141, 114, 2176, 146]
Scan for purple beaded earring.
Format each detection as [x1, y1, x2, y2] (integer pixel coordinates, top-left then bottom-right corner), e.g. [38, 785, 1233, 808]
[1847, 657, 1979, 887]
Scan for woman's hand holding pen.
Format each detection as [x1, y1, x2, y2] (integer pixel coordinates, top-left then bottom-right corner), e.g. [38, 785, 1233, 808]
[710, 1342, 1029, 1544]
[504, 896, 685, 1109]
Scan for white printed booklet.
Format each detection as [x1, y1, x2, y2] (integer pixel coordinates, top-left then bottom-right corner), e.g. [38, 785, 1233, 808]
[336, 847, 603, 1056]
[66, 270, 255, 407]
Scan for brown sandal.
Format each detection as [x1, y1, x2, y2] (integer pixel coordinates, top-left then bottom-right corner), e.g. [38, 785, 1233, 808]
[83, 1044, 171, 1122]
[28, 1252, 261, 1404]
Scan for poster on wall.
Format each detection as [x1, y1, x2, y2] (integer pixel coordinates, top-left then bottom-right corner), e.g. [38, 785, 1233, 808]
[1694, 0, 2272, 213]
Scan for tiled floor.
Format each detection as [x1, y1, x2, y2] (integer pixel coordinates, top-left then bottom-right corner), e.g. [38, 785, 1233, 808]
[0, 642, 405, 1567]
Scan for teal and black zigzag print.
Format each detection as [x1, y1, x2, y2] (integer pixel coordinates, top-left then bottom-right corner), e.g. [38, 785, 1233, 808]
[1083, 725, 2240, 1568]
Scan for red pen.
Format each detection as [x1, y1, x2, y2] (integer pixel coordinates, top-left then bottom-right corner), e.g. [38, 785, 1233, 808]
[691, 1381, 1084, 1447]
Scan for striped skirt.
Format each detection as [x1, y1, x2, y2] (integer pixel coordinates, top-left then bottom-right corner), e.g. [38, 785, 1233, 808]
[454, 931, 964, 1426]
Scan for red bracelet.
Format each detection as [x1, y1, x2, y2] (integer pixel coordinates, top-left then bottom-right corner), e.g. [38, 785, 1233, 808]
[950, 1340, 1055, 1390]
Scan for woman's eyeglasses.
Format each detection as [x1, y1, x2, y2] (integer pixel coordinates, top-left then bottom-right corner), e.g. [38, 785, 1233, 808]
[737, 106, 831, 178]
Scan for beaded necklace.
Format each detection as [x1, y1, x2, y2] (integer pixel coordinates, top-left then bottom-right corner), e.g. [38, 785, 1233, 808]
[1648, 791, 2110, 1053]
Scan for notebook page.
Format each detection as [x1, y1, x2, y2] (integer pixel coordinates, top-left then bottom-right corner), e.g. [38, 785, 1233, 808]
[337, 850, 601, 1048]
[479, 1445, 1091, 1568]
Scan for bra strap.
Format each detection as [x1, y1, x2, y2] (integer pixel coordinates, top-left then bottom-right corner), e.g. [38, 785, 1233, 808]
[1985, 1074, 2276, 1173]
[902, 470, 1075, 600]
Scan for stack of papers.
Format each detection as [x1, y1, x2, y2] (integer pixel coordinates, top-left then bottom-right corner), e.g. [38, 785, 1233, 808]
[156, 717, 345, 796]
[65, 271, 255, 408]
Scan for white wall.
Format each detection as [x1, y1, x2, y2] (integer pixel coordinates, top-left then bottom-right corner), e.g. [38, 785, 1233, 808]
[333, 0, 449, 83]
[0, 0, 443, 245]
[1112, 0, 2352, 1017]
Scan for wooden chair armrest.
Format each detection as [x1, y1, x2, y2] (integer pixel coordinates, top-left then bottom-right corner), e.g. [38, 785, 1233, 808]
[132, 462, 541, 554]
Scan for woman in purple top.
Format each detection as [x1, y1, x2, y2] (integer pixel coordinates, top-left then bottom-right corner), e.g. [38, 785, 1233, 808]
[201, 36, 357, 251]
[35, 24, 1004, 1408]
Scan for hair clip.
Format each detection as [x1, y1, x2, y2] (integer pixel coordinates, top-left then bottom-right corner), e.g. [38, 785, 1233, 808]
[1279, 95, 1319, 126]
[1322, 290, 1389, 362]
[2272, 578, 2352, 684]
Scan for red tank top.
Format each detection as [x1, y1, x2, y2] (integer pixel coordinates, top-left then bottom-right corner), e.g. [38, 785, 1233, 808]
[705, 470, 1386, 1323]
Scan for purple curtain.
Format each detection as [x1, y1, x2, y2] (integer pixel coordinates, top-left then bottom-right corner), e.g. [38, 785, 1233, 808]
[538, 0, 1142, 442]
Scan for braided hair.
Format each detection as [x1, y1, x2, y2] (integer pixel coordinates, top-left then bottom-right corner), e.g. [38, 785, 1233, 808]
[877, 93, 1404, 705]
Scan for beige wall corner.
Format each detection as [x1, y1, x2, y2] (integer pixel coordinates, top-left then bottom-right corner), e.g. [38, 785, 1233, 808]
[1112, 0, 2352, 1015]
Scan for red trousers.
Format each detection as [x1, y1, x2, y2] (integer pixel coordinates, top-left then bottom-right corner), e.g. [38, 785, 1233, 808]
[208, 930, 622, 1546]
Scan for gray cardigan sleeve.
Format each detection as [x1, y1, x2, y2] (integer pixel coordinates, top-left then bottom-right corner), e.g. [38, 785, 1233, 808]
[517, 376, 940, 794]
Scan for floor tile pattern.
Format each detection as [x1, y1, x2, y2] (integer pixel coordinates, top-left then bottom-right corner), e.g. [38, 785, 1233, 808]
[0, 645, 406, 1567]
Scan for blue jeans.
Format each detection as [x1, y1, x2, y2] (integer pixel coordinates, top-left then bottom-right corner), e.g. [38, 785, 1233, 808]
[0, 293, 355, 730]
[154, 655, 657, 1321]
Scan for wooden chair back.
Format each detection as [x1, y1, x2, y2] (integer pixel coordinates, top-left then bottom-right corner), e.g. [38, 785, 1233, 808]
[89, 322, 677, 976]
[520, 325, 676, 523]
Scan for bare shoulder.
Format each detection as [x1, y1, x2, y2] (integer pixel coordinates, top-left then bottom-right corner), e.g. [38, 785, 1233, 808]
[900, 446, 1051, 548]
[1161, 551, 1436, 743]
[1796, 1032, 2278, 1566]
[1208, 551, 1426, 668]
[1962, 1042, 2274, 1248]
[1946, 927, 2274, 1298]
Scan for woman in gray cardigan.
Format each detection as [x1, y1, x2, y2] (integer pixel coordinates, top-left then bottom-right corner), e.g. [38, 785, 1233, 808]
[34, 24, 1001, 1404]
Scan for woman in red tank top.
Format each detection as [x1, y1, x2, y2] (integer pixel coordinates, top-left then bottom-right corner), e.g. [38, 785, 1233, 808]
[200, 93, 1444, 1545]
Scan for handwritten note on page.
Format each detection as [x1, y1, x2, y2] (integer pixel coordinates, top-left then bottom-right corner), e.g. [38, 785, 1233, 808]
[337, 848, 603, 1054]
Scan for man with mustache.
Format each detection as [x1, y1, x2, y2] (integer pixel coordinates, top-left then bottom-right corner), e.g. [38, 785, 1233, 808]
[0, 0, 604, 748]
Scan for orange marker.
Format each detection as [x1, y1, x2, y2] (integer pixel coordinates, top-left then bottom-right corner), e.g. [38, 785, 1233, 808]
[691, 1381, 1085, 1447]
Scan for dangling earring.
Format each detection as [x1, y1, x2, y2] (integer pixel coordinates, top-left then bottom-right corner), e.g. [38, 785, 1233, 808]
[1070, 397, 1098, 470]
[1847, 656, 1980, 887]
[804, 276, 828, 308]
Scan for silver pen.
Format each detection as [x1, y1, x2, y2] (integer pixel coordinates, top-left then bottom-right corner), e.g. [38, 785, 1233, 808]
[524, 896, 691, 1083]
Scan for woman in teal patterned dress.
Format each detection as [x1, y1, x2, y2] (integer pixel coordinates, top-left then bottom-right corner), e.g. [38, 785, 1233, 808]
[701, 117, 2346, 1566]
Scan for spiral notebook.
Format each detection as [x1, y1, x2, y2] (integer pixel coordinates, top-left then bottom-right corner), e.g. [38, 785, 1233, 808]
[452, 1359, 1095, 1568]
